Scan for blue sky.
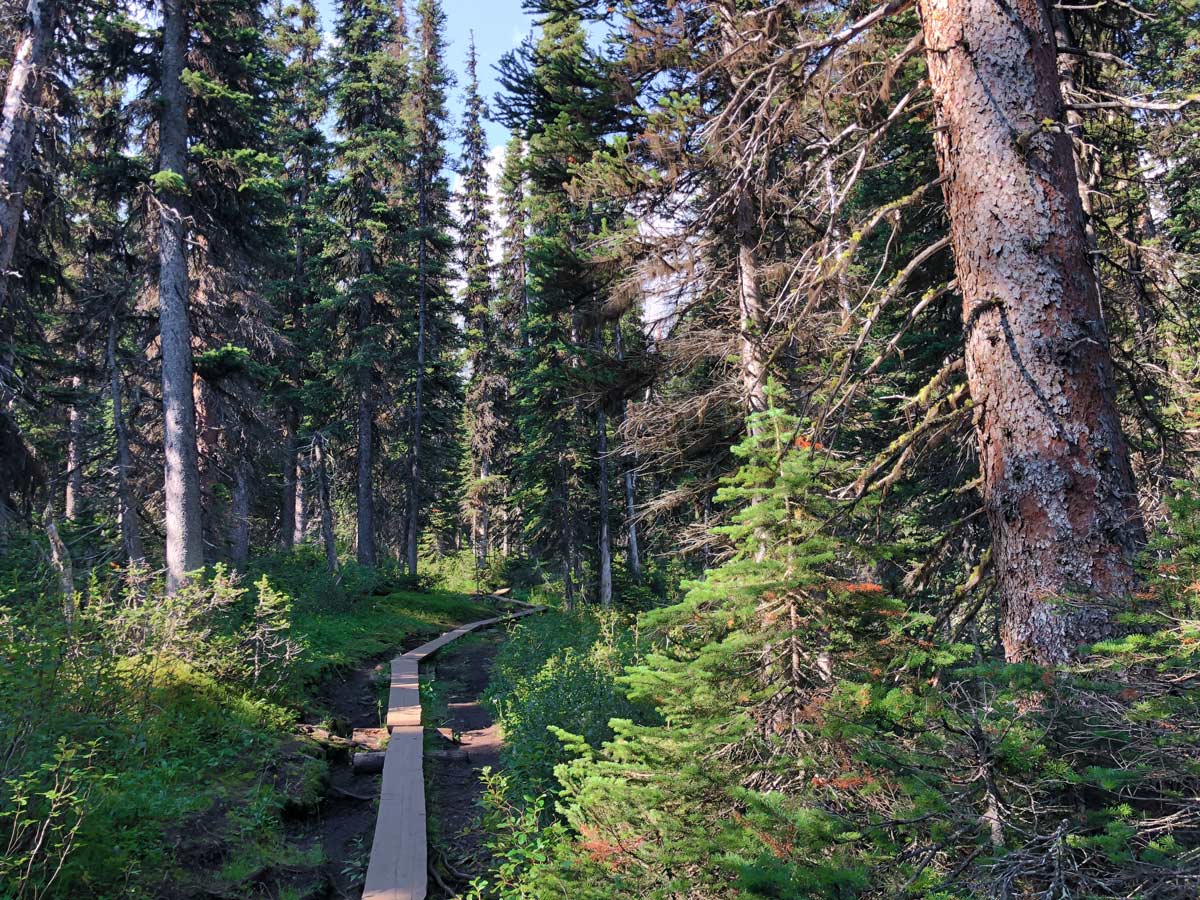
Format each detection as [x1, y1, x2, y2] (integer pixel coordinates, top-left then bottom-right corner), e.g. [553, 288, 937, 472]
[313, 0, 536, 153]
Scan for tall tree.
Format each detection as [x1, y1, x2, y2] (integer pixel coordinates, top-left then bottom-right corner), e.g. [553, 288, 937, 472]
[269, 0, 329, 551]
[402, 0, 455, 576]
[0, 0, 58, 315]
[917, 0, 1146, 662]
[331, 0, 410, 567]
[155, 0, 204, 592]
[460, 35, 500, 569]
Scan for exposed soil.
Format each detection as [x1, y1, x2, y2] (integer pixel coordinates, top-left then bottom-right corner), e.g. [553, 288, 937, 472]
[165, 619, 508, 899]
[288, 650, 393, 900]
[424, 631, 506, 895]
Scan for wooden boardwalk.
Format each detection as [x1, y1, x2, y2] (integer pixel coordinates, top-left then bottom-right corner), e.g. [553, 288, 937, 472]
[361, 602, 542, 900]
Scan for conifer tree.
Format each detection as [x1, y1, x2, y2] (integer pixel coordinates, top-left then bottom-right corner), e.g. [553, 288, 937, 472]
[330, 0, 410, 566]
[155, 0, 204, 592]
[496, 6, 627, 604]
[402, 0, 457, 575]
[490, 135, 529, 555]
[268, 0, 330, 552]
[71, 1, 145, 563]
[460, 35, 500, 569]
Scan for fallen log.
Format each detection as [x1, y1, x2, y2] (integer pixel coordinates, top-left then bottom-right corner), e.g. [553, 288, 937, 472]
[353, 751, 387, 775]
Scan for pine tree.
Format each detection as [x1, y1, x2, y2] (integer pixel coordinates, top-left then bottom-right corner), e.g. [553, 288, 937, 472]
[402, 0, 457, 575]
[460, 34, 500, 569]
[330, 0, 410, 567]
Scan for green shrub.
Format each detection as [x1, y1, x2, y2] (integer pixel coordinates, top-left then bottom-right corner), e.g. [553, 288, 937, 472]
[484, 609, 652, 804]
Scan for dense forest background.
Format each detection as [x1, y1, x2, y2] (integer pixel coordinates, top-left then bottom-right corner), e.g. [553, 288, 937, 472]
[1, 0, 1199, 897]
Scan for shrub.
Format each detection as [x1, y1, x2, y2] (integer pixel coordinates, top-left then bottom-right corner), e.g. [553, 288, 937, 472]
[484, 609, 652, 804]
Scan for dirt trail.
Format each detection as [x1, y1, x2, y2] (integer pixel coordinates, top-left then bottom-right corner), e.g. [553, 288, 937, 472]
[284, 652, 391, 899]
[424, 631, 506, 893]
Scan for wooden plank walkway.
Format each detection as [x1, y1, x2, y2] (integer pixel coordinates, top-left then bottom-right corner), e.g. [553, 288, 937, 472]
[362, 601, 542, 900]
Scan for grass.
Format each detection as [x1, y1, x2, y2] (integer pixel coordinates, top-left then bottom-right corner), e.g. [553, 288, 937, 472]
[293, 586, 492, 684]
[0, 548, 495, 900]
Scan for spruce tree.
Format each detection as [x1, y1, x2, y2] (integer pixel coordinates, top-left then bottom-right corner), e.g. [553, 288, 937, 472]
[330, 0, 410, 566]
[401, 0, 457, 575]
[268, 0, 330, 553]
[496, 5, 625, 603]
[460, 35, 500, 569]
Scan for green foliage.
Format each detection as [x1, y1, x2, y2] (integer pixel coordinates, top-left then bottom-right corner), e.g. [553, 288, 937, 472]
[473, 408, 1200, 898]
[149, 168, 186, 194]
[464, 769, 574, 900]
[0, 550, 489, 898]
[484, 609, 650, 804]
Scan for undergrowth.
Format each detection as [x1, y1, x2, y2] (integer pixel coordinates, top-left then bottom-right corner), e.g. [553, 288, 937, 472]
[469, 406, 1200, 899]
[0, 545, 489, 899]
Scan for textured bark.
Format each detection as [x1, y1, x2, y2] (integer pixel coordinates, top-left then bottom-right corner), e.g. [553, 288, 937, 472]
[355, 241, 376, 567]
[229, 459, 250, 568]
[0, 0, 56, 313]
[736, 195, 768, 415]
[917, 0, 1144, 663]
[157, 0, 204, 593]
[64, 362, 83, 521]
[623, 463, 640, 578]
[558, 448, 575, 611]
[475, 456, 490, 568]
[314, 434, 339, 574]
[292, 451, 308, 546]
[107, 319, 144, 564]
[281, 424, 298, 550]
[405, 167, 429, 577]
[596, 403, 613, 606]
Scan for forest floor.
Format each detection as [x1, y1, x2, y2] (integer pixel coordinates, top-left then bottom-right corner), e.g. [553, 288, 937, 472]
[423, 631, 506, 895]
[288, 649, 392, 900]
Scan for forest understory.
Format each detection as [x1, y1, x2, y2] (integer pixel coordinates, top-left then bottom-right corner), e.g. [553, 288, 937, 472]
[3, 0, 1200, 897]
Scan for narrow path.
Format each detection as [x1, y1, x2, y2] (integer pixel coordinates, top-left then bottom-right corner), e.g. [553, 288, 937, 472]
[363, 604, 541, 900]
[424, 632, 504, 886]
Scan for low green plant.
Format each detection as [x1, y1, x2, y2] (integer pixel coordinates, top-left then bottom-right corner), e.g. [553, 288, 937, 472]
[471, 402, 1200, 899]
[484, 609, 651, 803]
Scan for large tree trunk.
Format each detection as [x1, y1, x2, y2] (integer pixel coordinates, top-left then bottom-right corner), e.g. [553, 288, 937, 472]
[314, 433, 338, 574]
[596, 404, 613, 607]
[107, 319, 144, 564]
[355, 242, 376, 567]
[406, 171, 429, 577]
[0, 0, 56, 313]
[917, 0, 1144, 663]
[157, 0, 204, 594]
